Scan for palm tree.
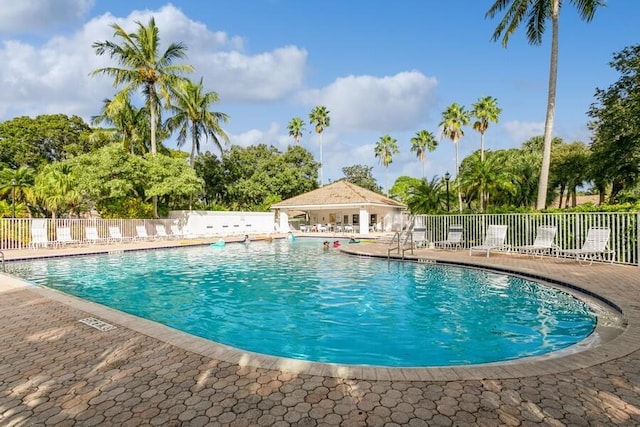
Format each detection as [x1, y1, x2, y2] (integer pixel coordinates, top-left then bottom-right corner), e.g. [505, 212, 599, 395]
[458, 151, 516, 212]
[287, 117, 306, 145]
[91, 17, 194, 156]
[374, 134, 399, 196]
[165, 78, 230, 167]
[92, 94, 149, 155]
[0, 167, 35, 216]
[309, 105, 330, 185]
[439, 103, 470, 212]
[406, 176, 446, 214]
[471, 96, 501, 162]
[410, 130, 438, 179]
[486, 0, 602, 209]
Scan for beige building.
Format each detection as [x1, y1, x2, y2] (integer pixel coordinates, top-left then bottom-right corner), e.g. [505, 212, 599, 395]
[270, 181, 407, 235]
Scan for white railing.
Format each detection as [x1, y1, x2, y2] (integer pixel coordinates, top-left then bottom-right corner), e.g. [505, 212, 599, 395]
[414, 212, 640, 266]
[0, 217, 269, 251]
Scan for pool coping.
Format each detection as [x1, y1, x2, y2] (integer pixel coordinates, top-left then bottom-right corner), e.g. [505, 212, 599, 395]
[1, 239, 639, 382]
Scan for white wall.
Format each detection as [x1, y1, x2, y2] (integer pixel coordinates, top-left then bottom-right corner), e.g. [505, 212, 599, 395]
[168, 211, 275, 236]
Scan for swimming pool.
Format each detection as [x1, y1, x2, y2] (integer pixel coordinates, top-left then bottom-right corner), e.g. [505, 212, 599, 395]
[10, 238, 597, 367]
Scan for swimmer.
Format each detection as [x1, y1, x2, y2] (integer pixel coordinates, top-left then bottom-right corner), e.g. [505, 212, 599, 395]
[323, 241, 330, 250]
[243, 234, 250, 243]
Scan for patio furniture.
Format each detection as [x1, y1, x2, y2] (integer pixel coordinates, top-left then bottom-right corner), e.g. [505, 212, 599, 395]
[514, 225, 558, 257]
[433, 224, 464, 250]
[469, 225, 510, 257]
[85, 226, 108, 244]
[556, 227, 614, 265]
[55, 227, 80, 247]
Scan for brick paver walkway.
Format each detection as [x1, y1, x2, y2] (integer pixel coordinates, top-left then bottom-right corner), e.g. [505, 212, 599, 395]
[1, 239, 640, 426]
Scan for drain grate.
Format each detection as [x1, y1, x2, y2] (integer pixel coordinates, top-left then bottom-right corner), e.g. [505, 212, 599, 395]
[78, 317, 116, 331]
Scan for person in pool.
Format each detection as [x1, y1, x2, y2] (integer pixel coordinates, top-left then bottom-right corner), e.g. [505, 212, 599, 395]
[323, 241, 330, 250]
[243, 234, 250, 243]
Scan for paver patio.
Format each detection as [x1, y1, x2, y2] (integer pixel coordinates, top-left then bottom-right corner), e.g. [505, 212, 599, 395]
[1, 237, 640, 426]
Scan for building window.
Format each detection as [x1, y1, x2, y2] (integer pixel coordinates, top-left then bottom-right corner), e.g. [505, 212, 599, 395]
[352, 214, 359, 225]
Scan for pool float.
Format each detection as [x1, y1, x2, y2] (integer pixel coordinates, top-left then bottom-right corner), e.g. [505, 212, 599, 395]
[347, 240, 361, 244]
[210, 239, 226, 247]
[333, 241, 341, 247]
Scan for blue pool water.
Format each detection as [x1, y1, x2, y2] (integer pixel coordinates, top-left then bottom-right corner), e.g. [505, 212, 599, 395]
[10, 238, 596, 367]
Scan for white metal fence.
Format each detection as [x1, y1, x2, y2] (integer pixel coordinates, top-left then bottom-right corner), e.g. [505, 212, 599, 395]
[414, 212, 640, 266]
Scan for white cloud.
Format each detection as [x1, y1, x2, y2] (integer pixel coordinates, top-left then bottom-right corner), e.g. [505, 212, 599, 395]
[0, 4, 308, 122]
[0, 0, 94, 34]
[502, 120, 544, 144]
[299, 71, 438, 133]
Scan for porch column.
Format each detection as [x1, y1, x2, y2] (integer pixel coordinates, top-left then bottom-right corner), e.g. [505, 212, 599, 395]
[359, 207, 370, 235]
[278, 210, 291, 233]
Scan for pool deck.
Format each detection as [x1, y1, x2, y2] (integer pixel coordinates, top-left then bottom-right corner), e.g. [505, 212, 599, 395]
[1, 235, 640, 426]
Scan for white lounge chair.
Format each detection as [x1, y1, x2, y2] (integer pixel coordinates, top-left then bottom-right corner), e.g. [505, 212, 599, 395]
[135, 225, 150, 240]
[155, 224, 169, 239]
[85, 226, 108, 244]
[55, 227, 80, 247]
[108, 226, 127, 242]
[469, 225, 510, 257]
[556, 227, 614, 265]
[514, 225, 557, 257]
[30, 226, 50, 248]
[434, 224, 464, 250]
[170, 224, 184, 239]
[411, 229, 428, 249]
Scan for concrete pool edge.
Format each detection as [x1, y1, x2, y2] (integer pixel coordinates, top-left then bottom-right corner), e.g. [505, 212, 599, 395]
[1, 243, 637, 382]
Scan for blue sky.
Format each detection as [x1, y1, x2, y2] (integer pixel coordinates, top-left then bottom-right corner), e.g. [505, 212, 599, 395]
[0, 0, 637, 191]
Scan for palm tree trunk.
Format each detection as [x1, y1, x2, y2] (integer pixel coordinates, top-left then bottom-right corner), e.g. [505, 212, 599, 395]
[480, 133, 485, 162]
[319, 133, 323, 186]
[455, 141, 462, 212]
[422, 157, 425, 180]
[536, 0, 559, 210]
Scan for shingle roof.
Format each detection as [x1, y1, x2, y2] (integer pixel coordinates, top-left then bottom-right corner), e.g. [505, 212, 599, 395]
[271, 181, 406, 209]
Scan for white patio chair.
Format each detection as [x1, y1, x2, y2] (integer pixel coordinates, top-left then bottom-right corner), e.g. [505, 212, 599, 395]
[469, 225, 510, 257]
[556, 227, 614, 265]
[30, 226, 50, 248]
[55, 227, 80, 247]
[108, 226, 129, 242]
[135, 225, 150, 240]
[514, 225, 558, 257]
[434, 224, 464, 250]
[85, 226, 108, 244]
[155, 224, 169, 239]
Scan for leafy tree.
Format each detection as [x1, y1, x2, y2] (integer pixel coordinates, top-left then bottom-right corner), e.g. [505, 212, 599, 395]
[471, 96, 501, 161]
[588, 44, 640, 203]
[486, 0, 603, 209]
[406, 176, 446, 214]
[458, 151, 517, 212]
[91, 17, 194, 156]
[522, 135, 564, 153]
[374, 134, 399, 196]
[440, 103, 470, 212]
[341, 165, 382, 193]
[165, 78, 230, 166]
[0, 166, 35, 216]
[92, 95, 150, 155]
[0, 115, 94, 170]
[550, 142, 590, 208]
[389, 175, 422, 204]
[501, 148, 540, 208]
[309, 105, 330, 185]
[33, 163, 85, 218]
[144, 152, 204, 213]
[410, 130, 438, 179]
[194, 151, 228, 207]
[287, 117, 306, 144]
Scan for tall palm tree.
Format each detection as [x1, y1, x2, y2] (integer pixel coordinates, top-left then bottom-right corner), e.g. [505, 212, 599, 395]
[374, 134, 399, 196]
[287, 117, 306, 145]
[91, 17, 194, 156]
[0, 167, 35, 216]
[486, 0, 603, 209]
[471, 96, 501, 162]
[410, 130, 438, 179]
[309, 105, 330, 185]
[458, 151, 516, 212]
[165, 78, 230, 167]
[439, 103, 470, 212]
